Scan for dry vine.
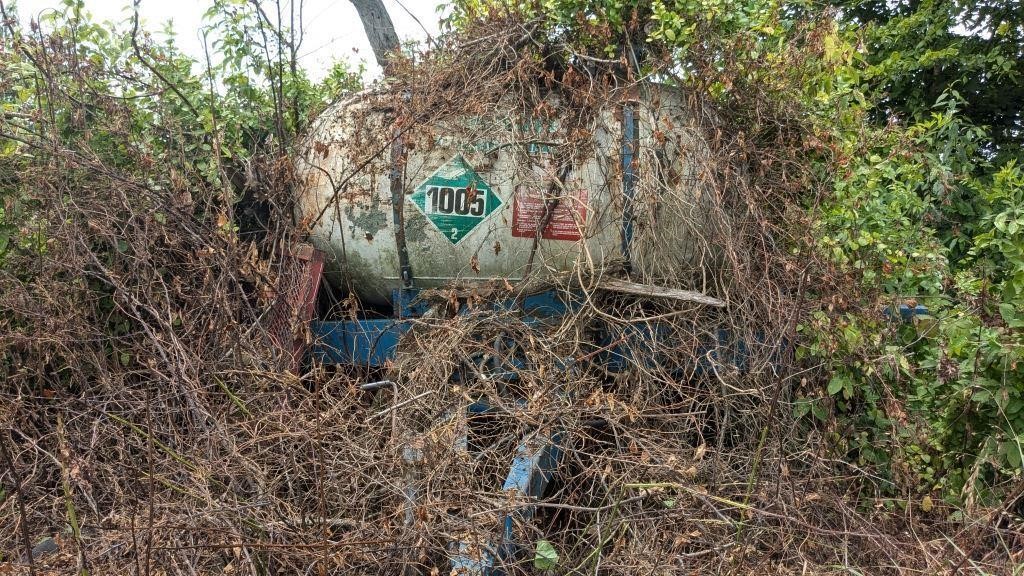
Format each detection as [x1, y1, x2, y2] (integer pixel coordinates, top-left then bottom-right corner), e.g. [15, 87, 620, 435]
[0, 10, 1017, 576]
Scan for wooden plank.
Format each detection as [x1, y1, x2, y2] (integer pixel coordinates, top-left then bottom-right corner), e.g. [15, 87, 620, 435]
[598, 278, 726, 307]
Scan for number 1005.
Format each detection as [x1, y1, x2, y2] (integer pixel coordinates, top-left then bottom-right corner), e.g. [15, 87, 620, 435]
[426, 186, 485, 216]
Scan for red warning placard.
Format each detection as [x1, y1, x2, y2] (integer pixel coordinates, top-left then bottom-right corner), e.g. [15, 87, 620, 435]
[511, 187, 588, 241]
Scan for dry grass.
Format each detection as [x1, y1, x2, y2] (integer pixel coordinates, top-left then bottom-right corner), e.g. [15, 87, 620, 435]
[0, 11, 1019, 576]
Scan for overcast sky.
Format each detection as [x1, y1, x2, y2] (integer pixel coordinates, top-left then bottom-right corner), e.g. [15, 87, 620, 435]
[10, 0, 446, 80]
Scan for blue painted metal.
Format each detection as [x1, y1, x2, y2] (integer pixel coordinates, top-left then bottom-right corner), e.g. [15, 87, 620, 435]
[491, 290, 576, 317]
[501, 431, 563, 552]
[621, 102, 638, 270]
[599, 322, 673, 372]
[450, 541, 497, 575]
[310, 289, 578, 370]
[394, 288, 432, 318]
[464, 397, 531, 415]
[502, 431, 563, 507]
[310, 319, 409, 367]
[455, 348, 575, 385]
[887, 304, 930, 321]
[402, 444, 424, 527]
[449, 430, 564, 575]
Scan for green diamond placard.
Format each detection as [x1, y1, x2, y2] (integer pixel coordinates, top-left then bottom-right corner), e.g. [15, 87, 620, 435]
[409, 155, 502, 245]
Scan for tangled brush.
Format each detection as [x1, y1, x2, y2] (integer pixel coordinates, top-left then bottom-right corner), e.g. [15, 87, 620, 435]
[0, 9, 1016, 576]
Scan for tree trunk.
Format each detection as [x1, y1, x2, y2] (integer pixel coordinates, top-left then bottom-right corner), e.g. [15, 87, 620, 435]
[349, 0, 400, 71]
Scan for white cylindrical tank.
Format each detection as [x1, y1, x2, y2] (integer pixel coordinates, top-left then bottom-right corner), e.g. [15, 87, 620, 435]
[296, 85, 710, 307]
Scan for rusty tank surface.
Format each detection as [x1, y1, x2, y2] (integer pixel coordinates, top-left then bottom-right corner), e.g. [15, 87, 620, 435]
[295, 85, 711, 306]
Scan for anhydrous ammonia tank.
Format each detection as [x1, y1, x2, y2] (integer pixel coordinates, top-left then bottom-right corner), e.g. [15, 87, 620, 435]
[296, 85, 711, 307]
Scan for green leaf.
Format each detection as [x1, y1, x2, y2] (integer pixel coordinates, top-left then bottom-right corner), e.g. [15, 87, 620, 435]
[998, 303, 1018, 324]
[1002, 441, 1022, 470]
[534, 539, 559, 570]
[811, 400, 828, 422]
[827, 375, 846, 396]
